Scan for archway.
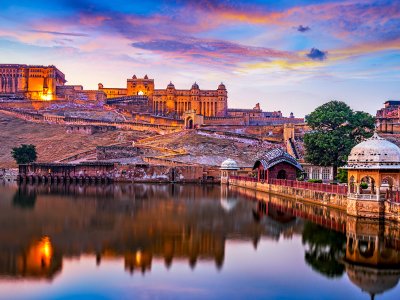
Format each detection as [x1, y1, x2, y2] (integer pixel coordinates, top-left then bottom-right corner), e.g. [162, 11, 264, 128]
[360, 176, 376, 195]
[186, 117, 193, 129]
[381, 176, 395, 191]
[277, 169, 287, 179]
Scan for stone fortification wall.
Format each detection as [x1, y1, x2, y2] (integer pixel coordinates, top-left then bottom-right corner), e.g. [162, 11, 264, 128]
[96, 146, 158, 160]
[0, 108, 181, 133]
[133, 113, 184, 126]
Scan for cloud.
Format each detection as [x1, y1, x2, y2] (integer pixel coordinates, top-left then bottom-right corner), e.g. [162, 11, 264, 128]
[27, 30, 89, 37]
[131, 38, 298, 67]
[306, 48, 327, 61]
[296, 25, 310, 32]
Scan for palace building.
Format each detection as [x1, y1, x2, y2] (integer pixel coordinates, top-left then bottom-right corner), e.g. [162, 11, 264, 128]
[99, 75, 228, 117]
[0, 64, 66, 100]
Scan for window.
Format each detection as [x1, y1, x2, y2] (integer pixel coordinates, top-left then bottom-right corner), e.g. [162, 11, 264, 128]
[312, 169, 320, 180]
[322, 168, 330, 180]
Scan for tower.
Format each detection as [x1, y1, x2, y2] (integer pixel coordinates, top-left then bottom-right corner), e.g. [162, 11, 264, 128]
[217, 82, 227, 116]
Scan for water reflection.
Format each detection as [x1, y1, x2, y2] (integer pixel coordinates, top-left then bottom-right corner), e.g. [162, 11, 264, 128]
[0, 183, 400, 299]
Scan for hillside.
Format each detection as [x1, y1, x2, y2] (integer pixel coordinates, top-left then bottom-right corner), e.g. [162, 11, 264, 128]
[0, 113, 155, 168]
[137, 130, 283, 167]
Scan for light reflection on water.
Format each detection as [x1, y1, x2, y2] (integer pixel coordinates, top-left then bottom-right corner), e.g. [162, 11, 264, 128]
[0, 182, 400, 300]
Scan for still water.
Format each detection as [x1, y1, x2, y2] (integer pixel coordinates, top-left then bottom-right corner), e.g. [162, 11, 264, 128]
[0, 183, 400, 300]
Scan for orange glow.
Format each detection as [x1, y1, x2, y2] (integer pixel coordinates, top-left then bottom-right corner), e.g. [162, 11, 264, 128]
[39, 236, 53, 261]
[41, 93, 53, 101]
[135, 250, 142, 264]
[138, 90, 144, 96]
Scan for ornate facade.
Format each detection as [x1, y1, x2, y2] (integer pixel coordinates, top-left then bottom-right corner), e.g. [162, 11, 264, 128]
[99, 75, 228, 117]
[0, 64, 66, 100]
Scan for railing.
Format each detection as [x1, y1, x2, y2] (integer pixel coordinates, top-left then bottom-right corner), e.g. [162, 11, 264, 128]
[348, 193, 385, 201]
[230, 175, 258, 182]
[269, 179, 348, 195]
[229, 176, 348, 195]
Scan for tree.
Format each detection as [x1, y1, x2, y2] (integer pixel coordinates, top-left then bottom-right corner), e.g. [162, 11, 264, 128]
[304, 101, 375, 178]
[11, 144, 37, 164]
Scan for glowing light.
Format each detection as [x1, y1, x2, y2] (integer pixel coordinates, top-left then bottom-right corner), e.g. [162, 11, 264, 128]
[39, 236, 53, 260]
[135, 250, 142, 264]
[41, 93, 53, 101]
[138, 90, 144, 96]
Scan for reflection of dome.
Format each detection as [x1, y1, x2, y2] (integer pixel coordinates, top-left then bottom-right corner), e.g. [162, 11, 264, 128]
[191, 82, 199, 89]
[167, 81, 175, 89]
[220, 198, 238, 212]
[220, 158, 239, 170]
[218, 82, 226, 90]
[345, 262, 400, 298]
[346, 133, 400, 169]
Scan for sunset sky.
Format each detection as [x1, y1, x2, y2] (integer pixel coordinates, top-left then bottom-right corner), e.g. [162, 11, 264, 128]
[0, 0, 399, 116]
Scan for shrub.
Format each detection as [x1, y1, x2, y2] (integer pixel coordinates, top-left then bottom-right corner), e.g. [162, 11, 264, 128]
[360, 182, 368, 189]
[308, 179, 323, 183]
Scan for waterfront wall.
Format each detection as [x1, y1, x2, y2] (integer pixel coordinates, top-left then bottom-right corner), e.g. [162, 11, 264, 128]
[18, 162, 221, 184]
[229, 178, 348, 210]
[230, 178, 400, 222]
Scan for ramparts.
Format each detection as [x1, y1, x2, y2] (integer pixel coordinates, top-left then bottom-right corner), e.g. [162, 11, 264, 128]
[0, 108, 181, 133]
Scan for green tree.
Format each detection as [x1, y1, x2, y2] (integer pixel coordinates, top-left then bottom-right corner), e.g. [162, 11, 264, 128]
[304, 101, 375, 178]
[11, 144, 37, 164]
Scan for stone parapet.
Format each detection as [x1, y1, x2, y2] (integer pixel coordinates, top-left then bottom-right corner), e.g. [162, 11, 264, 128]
[229, 178, 347, 210]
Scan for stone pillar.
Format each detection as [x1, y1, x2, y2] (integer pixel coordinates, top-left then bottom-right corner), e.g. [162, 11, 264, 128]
[376, 185, 380, 200]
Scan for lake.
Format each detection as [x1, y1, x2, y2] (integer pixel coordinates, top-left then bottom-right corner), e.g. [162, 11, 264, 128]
[0, 182, 399, 300]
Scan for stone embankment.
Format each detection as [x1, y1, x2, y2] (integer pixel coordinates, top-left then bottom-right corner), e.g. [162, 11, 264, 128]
[229, 178, 347, 210]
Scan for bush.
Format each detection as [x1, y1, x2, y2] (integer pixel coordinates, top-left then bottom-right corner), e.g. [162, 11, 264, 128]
[336, 169, 348, 184]
[308, 179, 323, 183]
[360, 182, 368, 189]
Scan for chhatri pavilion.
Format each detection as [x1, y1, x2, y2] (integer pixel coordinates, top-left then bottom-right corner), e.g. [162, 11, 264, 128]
[343, 132, 400, 217]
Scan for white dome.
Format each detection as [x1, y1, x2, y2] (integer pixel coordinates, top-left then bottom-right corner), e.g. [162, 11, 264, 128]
[220, 158, 239, 170]
[346, 133, 400, 169]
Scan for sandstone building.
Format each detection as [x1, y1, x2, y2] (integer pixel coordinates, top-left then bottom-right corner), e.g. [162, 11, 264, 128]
[0, 64, 66, 100]
[99, 75, 228, 117]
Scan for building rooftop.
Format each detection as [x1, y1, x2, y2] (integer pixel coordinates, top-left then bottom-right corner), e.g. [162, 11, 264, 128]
[344, 133, 400, 169]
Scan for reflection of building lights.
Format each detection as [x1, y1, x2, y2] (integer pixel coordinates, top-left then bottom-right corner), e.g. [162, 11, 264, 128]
[135, 250, 142, 264]
[39, 236, 53, 262]
[138, 90, 144, 96]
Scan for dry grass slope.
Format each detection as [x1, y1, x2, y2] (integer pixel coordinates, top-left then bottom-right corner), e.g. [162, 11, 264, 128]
[0, 113, 154, 168]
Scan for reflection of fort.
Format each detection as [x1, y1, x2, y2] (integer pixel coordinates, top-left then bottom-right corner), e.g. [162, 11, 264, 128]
[0, 183, 297, 280]
[343, 217, 400, 299]
[2, 183, 400, 299]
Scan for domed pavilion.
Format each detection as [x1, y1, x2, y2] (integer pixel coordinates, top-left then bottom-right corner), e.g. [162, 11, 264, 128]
[343, 133, 400, 217]
[220, 158, 239, 184]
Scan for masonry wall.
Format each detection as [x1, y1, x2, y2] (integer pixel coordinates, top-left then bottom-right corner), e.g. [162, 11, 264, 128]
[229, 178, 348, 210]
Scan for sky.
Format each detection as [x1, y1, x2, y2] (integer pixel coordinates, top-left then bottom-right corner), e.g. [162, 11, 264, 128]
[0, 0, 399, 117]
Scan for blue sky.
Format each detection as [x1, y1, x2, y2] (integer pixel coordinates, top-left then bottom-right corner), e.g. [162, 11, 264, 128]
[0, 0, 399, 116]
